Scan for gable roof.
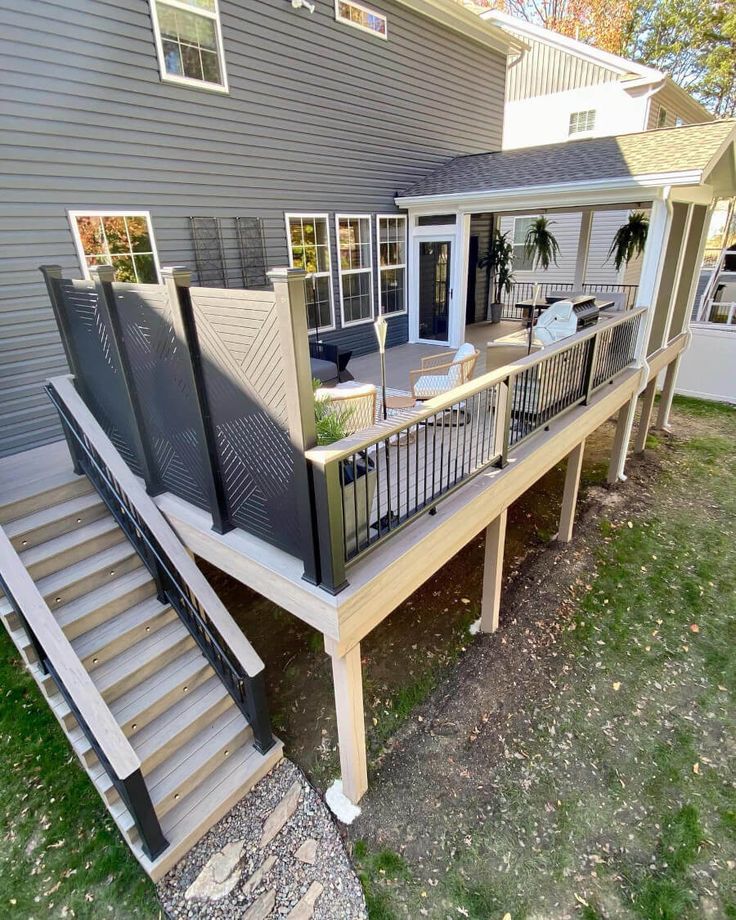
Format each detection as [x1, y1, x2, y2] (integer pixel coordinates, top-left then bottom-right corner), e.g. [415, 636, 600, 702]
[397, 120, 736, 203]
[482, 11, 712, 123]
[394, 1, 525, 55]
[482, 10, 661, 83]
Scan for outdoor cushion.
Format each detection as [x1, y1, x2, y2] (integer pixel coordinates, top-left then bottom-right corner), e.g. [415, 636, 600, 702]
[310, 357, 338, 383]
[449, 342, 477, 385]
[413, 373, 455, 399]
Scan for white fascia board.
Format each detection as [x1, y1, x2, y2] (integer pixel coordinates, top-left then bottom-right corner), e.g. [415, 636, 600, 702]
[395, 0, 526, 56]
[396, 170, 705, 212]
[483, 10, 661, 82]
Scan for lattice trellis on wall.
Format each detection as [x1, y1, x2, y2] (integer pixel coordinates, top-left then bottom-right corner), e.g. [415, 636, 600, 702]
[189, 217, 268, 289]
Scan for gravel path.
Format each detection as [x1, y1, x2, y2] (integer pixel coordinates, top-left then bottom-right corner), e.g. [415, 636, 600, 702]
[157, 759, 366, 919]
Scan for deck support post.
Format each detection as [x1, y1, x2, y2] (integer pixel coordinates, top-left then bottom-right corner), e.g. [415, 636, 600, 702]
[480, 508, 507, 633]
[607, 396, 637, 484]
[558, 439, 585, 543]
[634, 379, 658, 454]
[325, 638, 368, 805]
[656, 356, 681, 431]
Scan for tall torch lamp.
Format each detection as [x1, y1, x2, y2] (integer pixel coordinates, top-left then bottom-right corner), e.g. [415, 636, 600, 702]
[374, 316, 388, 420]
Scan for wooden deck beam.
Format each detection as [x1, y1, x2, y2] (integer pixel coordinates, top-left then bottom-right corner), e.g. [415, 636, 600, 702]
[480, 509, 507, 633]
[557, 439, 585, 542]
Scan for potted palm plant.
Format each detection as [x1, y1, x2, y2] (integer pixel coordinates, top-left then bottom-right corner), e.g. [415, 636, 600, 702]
[314, 383, 377, 555]
[607, 211, 649, 270]
[479, 229, 515, 323]
[524, 216, 561, 270]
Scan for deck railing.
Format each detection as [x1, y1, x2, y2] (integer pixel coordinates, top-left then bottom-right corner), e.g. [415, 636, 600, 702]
[501, 282, 639, 320]
[307, 308, 644, 592]
[0, 528, 168, 861]
[46, 376, 275, 755]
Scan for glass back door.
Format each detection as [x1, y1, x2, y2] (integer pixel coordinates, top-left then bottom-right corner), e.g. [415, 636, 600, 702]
[418, 240, 452, 343]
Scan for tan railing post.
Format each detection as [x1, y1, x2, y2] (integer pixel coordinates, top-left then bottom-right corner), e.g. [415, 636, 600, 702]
[269, 267, 320, 585]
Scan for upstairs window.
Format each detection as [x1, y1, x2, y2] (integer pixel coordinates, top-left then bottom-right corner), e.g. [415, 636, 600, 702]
[286, 214, 335, 332]
[151, 0, 228, 92]
[377, 215, 406, 315]
[569, 109, 596, 135]
[335, 1, 388, 39]
[512, 217, 535, 272]
[657, 106, 669, 128]
[69, 212, 160, 283]
[336, 215, 374, 326]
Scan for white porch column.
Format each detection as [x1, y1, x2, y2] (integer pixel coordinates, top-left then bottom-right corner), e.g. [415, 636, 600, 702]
[573, 210, 593, 290]
[451, 212, 472, 348]
[480, 508, 507, 633]
[635, 197, 673, 359]
[325, 638, 368, 805]
[634, 379, 658, 454]
[656, 355, 681, 430]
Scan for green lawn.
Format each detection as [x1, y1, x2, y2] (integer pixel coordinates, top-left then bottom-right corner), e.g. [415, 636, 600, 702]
[355, 396, 736, 919]
[0, 634, 160, 918]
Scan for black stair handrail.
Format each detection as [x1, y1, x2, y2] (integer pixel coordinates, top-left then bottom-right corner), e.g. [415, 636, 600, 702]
[0, 528, 167, 861]
[46, 376, 275, 755]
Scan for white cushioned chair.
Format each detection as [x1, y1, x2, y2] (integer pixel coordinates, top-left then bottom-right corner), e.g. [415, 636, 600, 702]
[314, 382, 377, 435]
[409, 343, 479, 400]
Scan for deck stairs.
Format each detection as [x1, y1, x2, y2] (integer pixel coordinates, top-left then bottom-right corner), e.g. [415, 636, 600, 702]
[0, 460, 282, 881]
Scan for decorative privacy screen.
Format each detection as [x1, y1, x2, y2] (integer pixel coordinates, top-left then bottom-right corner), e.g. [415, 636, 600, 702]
[46, 272, 306, 559]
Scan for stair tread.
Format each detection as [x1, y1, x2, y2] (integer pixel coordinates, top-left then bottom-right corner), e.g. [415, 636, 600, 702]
[115, 709, 247, 828]
[109, 647, 210, 726]
[5, 491, 105, 542]
[131, 675, 230, 762]
[91, 620, 194, 696]
[19, 515, 120, 568]
[148, 709, 247, 801]
[0, 541, 141, 617]
[72, 597, 175, 662]
[56, 568, 154, 631]
[93, 676, 230, 787]
[0, 469, 93, 524]
[160, 740, 272, 840]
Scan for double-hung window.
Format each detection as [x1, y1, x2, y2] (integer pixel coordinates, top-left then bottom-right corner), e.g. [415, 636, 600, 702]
[336, 215, 373, 325]
[568, 109, 596, 135]
[69, 212, 161, 283]
[657, 106, 669, 128]
[512, 217, 535, 272]
[286, 214, 335, 332]
[151, 0, 228, 92]
[377, 215, 406, 315]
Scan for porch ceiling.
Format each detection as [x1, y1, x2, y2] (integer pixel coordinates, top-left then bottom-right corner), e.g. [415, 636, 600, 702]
[396, 120, 736, 209]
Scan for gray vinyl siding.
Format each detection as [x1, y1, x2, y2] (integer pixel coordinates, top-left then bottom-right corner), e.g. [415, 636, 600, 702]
[0, 0, 507, 457]
[647, 84, 710, 131]
[504, 32, 619, 101]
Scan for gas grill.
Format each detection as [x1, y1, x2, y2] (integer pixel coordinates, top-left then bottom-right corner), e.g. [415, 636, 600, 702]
[545, 293, 600, 329]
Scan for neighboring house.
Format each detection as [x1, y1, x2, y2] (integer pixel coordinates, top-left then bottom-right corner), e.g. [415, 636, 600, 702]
[0, 0, 522, 458]
[480, 11, 714, 299]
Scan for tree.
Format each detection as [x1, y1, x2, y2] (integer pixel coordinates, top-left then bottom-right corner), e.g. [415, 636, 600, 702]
[626, 0, 736, 117]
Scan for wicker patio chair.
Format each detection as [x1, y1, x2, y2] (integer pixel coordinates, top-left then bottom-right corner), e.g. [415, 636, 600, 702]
[409, 343, 479, 400]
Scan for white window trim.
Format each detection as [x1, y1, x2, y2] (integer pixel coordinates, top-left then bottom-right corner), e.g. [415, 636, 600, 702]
[568, 109, 596, 136]
[285, 212, 336, 334]
[334, 0, 388, 40]
[335, 214, 374, 328]
[377, 214, 408, 317]
[149, 0, 229, 95]
[510, 215, 538, 274]
[67, 210, 162, 283]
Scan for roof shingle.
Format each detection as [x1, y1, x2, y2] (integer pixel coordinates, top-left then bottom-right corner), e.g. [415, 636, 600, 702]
[400, 121, 735, 199]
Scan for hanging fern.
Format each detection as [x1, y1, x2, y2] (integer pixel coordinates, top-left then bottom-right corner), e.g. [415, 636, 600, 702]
[524, 216, 561, 271]
[607, 211, 649, 271]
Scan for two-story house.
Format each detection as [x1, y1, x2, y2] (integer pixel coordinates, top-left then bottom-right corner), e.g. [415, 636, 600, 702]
[481, 11, 713, 303]
[0, 0, 523, 459]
